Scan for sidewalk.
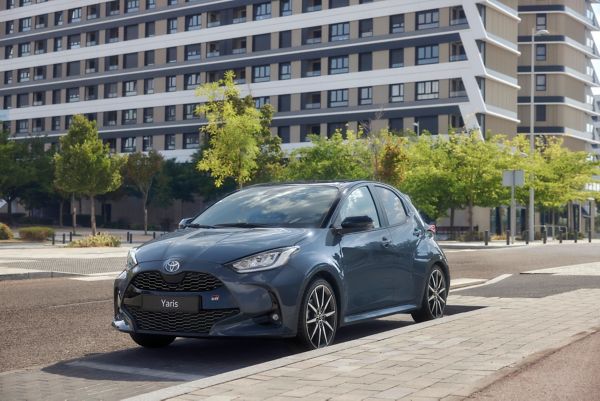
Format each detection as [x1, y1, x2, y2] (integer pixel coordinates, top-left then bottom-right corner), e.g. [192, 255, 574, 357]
[125, 289, 600, 401]
[439, 238, 600, 250]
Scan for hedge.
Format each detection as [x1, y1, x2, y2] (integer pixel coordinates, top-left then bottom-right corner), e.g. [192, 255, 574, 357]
[68, 234, 121, 248]
[18, 226, 55, 242]
[0, 223, 13, 240]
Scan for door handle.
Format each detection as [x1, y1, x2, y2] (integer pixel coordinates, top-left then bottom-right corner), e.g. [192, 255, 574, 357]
[381, 237, 391, 247]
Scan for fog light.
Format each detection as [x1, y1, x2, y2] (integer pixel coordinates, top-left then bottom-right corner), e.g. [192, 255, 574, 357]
[271, 312, 280, 322]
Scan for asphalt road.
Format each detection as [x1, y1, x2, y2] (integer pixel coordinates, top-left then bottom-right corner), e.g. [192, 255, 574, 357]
[0, 243, 599, 400]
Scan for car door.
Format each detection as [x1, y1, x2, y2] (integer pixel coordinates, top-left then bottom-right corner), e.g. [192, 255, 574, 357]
[373, 186, 419, 304]
[336, 185, 399, 315]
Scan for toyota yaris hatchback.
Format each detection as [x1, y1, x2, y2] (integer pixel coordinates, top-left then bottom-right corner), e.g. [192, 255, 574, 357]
[113, 181, 450, 349]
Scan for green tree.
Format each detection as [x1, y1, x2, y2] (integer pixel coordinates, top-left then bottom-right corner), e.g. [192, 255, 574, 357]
[124, 150, 164, 234]
[282, 130, 372, 181]
[196, 71, 280, 188]
[54, 115, 124, 235]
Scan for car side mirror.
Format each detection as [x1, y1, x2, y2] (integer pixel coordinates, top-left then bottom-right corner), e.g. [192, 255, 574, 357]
[338, 216, 374, 233]
[178, 218, 193, 229]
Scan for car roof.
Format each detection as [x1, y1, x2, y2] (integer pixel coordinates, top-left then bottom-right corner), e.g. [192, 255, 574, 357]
[248, 180, 379, 190]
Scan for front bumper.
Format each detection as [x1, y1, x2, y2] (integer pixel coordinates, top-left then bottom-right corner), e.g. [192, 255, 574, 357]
[113, 260, 304, 338]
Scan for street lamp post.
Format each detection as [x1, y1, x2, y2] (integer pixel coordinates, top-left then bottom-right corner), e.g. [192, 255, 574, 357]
[413, 121, 420, 136]
[529, 28, 549, 242]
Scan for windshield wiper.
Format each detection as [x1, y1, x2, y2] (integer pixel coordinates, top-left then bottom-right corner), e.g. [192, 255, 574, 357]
[185, 223, 217, 229]
[213, 223, 270, 228]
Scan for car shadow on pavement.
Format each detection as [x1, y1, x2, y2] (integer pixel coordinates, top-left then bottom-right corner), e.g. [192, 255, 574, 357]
[41, 304, 485, 383]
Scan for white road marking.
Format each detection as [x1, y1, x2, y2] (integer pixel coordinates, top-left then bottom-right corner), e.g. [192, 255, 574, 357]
[48, 299, 111, 309]
[450, 274, 512, 292]
[66, 360, 204, 381]
[523, 262, 600, 276]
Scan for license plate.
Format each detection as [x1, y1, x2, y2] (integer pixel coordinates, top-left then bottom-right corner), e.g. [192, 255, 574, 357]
[142, 295, 200, 313]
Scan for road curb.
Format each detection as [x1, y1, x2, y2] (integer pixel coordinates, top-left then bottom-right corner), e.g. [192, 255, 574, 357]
[0, 271, 82, 281]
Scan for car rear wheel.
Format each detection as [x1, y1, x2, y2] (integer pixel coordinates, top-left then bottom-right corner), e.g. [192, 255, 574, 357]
[129, 333, 176, 348]
[411, 265, 447, 323]
[297, 279, 338, 349]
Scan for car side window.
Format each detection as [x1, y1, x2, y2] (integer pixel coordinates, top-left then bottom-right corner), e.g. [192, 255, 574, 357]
[375, 186, 407, 226]
[336, 187, 380, 229]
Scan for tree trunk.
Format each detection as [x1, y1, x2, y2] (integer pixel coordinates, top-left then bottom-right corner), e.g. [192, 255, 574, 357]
[71, 193, 77, 235]
[143, 191, 149, 235]
[468, 199, 474, 234]
[6, 197, 13, 226]
[90, 195, 96, 236]
[450, 208, 455, 229]
[59, 200, 64, 227]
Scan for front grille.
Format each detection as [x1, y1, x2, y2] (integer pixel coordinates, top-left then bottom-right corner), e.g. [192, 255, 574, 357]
[126, 306, 239, 334]
[132, 271, 223, 292]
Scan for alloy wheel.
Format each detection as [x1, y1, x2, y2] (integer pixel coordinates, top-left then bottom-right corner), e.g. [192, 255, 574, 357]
[427, 268, 446, 318]
[305, 284, 337, 348]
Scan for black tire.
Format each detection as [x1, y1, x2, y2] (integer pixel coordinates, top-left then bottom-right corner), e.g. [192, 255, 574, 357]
[129, 332, 176, 348]
[297, 279, 338, 350]
[411, 265, 448, 323]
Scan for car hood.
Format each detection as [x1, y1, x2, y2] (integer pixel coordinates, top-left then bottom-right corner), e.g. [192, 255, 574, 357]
[134, 227, 314, 264]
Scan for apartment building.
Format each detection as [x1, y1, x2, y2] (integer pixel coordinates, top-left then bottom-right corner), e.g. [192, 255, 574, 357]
[517, 0, 600, 156]
[0, 0, 521, 162]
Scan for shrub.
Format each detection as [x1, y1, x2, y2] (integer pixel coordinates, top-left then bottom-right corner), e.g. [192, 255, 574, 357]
[0, 223, 13, 240]
[68, 234, 121, 248]
[18, 226, 55, 242]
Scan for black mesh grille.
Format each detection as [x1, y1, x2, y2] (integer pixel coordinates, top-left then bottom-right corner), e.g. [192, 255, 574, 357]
[126, 306, 239, 334]
[132, 271, 223, 292]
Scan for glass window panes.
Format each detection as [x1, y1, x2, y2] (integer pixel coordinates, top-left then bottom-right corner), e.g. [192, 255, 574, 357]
[330, 22, 349, 41]
[253, 65, 270, 82]
[336, 187, 380, 229]
[329, 56, 349, 74]
[416, 9, 439, 30]
[416, 45, 439, 65]
[279, 62, 291, 80]
[328, 89, 348, 107]
[374, 187, 407, 226]
[416, 80, 439, 100]
[359, 87, 372, 105]
[390, 84, 404, 102]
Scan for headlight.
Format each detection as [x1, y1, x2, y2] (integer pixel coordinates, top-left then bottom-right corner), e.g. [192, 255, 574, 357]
[126, 248, 138, 271]
[231, 247, 299, 273]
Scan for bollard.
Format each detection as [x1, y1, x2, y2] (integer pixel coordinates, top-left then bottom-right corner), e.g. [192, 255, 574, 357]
[543, 230, 547, 244]
[506, 230, 510, 246]
[52, 233, 55, 245]
[559, 229, 563, 244]
[153, 231, 156, 239]
[524, 231, 529, 245]
[484, 230, 489, 246]
[574, 232, 577, 243]
[129, 233, 133, 244]
[62, 233, 66, 244]
[589, 230, 592, 243]
[127, 232, 130, 243]
[69, 232, 72, 242]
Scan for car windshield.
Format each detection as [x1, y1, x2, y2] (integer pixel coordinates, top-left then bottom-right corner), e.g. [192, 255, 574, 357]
[191, 185, 340, 228]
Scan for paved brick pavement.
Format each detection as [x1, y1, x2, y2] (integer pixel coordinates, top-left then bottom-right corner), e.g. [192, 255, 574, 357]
[125, 289, 600, 401]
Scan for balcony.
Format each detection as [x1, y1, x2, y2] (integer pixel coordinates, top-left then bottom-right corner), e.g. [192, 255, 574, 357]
[450, 54, 467, 62]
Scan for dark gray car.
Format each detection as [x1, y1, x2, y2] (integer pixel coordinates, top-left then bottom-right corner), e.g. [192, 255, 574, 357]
[113, 181, 450, 349]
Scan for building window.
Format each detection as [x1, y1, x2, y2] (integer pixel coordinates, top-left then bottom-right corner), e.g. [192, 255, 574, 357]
[54, 11, 63, 26]
[281, 0, 292, 16]
[107, 27, 119, 43]
[144, 50, 155, 66]
[86, 31, 98, 46]
[536, 105, 546, 121]
[67, 87, 80, 102]
[416, 45, 439, 65]
[17, 93, 29, 108]
[278, 94, 291, 112]
[105, 82, 117, 98]
[185, 44, 201, 60]
[304, 59, 321, 76]
[416, 9, 439, 30]
[303, 92, 321, 109]
[278, 126, 290, 143]
[168, 0, 178, 5]
[33, 92, 45, 106]
[85, 85, 97, 100]
[184, 73, 200, 90]
[19, 42, 31, 57]
[303, 26, 321, 44]
[104, 111, 117, 126]
[184, 104, 198, 119]
[536, 14, 547, 30]
[143, 108, 153, 123]
[253, 34, 271, 52]
[279, 62, 291, 80]
[18, 68, 30, 82]
[17, 120, 29, 133]
[390, 14, 404, 33]
[124, 25, 138, 40]
[359, 19, 373, 37]
[450, 78, 466, 97]
[359, 52, 372, 72]
[68, 8, 81, 23]
[126, 0, 140, 13]
[328, 89, 348, 108]
[52, 89, 61, 104]
[416, 80, 439, 100]
[165, 134, 176, 150]
[35, 15, 47, 28]
[19, 17, 31, 32]
[6, 21, 14, 34]
[167, 18, 177, 34]
[5, 45, 13, 59]
[389, 118, 403, 133]
[254, 2, 271, 20]
[329, 56, 349, 74]
[106, 55, 119, 71]
[142, 135, 153, 151]
[330, 22, 349, 41]
[121, 137, 136, 153]
[536, 74, 546, 91]
[122, 109, 137, 124]
[52, 117, 61, 130]
[87, 4, 98, 19]
[34, 40, 46, 54]
[4, 71, 12, 84]
[166, 76, 177, 92]
[167, 47, 177, 63]
[85, 59, 97, 74]
[233, 6, 246, 23]
[233, 68, 246, 84]
[254, 97, 270, 108]
[389, 48, 404, 68]
[107, 1, 120, 16]
[123, 80, 137, 96]
[67, 34, 80, 49]
[390, 84, 404, 102]
[165, 105, 177, 121]
[186, 15, 201, 31]
[146, 0, 156, 9]
[536, 44, 546, 61]
[143, 78, 154, 94]
[450, 6, 467, 25]
[450, 42, 467, 61]
[279, 30, 292, 48]
[123, 53, 138, 69]
[304, 0, 322, 12]
[253, 65, 271, 82]
[145, 21, 155, 37]
[359, 87, 372, 105]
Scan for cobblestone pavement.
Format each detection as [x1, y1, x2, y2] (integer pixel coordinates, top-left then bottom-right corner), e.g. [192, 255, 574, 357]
[124, 289, 600, 401]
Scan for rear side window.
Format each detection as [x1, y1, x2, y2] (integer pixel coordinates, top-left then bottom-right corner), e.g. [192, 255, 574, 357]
[336, 186, 380, 228]
[375, 186, 407, 226]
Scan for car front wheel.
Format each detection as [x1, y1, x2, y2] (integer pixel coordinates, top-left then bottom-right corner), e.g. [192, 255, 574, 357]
[129, 333, 176, 348]
[297, 279, 338, 349]
[412, 265, 448, 323]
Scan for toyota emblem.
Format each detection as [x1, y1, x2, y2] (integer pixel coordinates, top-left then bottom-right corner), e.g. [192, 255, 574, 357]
[164, 260, 181, 273]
